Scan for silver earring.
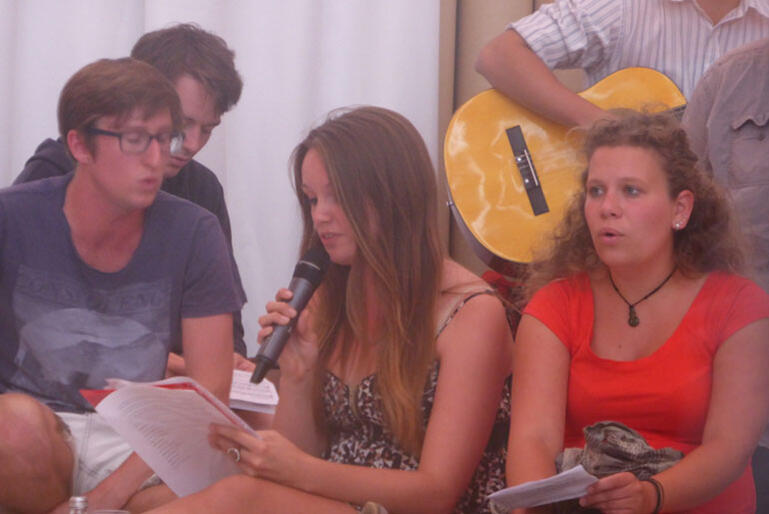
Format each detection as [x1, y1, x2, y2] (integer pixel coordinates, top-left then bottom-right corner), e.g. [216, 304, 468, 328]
[674, 221, 682, 230]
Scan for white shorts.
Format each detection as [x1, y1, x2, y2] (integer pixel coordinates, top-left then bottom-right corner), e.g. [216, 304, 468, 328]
[57, 412, 133, 495]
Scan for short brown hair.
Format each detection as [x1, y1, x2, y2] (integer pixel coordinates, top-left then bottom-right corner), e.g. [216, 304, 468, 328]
[525, 110, 746, 298]
[131, 23, 242, 116]
[58, 57, 182, 156]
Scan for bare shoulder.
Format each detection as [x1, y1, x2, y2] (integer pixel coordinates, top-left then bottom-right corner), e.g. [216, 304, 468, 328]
[436, 259, 500, 316]
[439, 259, 487, 294]
[436, 260, 512, 362]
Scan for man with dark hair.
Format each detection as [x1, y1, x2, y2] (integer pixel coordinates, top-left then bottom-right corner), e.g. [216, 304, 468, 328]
[0, 58, 243, 513]
[131, 23, 242, 119]
[14, 23, 249, 367]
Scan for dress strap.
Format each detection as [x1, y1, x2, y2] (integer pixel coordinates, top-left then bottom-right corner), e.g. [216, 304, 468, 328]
[435, 289, 495, 338]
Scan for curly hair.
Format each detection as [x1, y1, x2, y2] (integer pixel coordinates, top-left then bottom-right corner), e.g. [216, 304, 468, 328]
[525, 110, 746, 299]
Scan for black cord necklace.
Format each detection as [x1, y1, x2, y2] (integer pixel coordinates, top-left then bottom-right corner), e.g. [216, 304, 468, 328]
[608, 267, 676, 327]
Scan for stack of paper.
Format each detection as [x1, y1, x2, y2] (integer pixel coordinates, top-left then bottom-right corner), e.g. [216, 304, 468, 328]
[82, 376, 259, 497]
[488, 465, 598, 511]
[229, 369, 279, 413]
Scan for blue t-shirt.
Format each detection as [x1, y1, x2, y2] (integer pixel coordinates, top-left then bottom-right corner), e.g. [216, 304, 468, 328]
[0, 175, 244, 412]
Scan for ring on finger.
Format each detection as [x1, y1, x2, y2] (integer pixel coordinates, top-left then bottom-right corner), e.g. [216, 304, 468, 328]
[226, 446, 241, 463]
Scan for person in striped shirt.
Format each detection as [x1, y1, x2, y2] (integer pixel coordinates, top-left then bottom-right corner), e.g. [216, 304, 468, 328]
[475, 0, 769, 128]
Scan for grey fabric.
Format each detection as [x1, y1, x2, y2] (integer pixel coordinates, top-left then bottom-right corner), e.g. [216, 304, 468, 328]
[683, 37, 769, 299]
[557, 421, 683, 480]
[544, 421, 684, 513]
[490, 422, 681, 514]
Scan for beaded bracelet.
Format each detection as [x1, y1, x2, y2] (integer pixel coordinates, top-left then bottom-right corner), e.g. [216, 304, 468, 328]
[644, 477, 664, 514]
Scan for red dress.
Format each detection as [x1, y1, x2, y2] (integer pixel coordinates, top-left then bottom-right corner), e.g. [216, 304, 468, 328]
[525, 272, 769, 513]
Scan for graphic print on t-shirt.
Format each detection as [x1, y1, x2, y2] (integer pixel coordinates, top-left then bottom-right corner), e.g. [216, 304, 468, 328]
[10, 265, 171, 411]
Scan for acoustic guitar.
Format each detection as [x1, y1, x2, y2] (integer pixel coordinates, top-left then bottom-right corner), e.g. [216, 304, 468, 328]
[444, 67, 686, 276]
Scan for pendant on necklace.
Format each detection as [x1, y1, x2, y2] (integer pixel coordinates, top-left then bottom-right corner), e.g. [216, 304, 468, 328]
[628, 306, 640, 327]
[609, 267, 676, 329]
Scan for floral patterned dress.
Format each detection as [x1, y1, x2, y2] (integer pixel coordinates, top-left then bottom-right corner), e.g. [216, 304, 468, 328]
[322, 292, 511, 513]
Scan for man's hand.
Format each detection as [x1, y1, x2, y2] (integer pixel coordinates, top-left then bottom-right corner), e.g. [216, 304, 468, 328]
[166, 351, 253, 377]
[233, 353, 255, 372]
[165, 352, 186, 377]
[48, 453, 156, 513]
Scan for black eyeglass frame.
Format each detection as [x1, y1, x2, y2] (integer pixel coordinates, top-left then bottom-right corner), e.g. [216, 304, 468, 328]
[86, 127, 185, 155]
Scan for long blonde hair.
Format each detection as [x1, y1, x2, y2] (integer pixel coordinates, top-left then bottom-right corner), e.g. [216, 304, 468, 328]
[526, 111, 746, 299]
[291, 106, 444, 454]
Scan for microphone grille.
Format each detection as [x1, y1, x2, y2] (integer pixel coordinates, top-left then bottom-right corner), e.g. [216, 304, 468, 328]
[293, 245, 330, 285]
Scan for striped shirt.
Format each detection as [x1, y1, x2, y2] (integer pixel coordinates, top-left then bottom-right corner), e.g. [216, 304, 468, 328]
[509, 0, 769, 98]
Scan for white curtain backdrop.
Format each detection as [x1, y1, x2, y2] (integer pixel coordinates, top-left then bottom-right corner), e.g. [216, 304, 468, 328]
[0, 0, 442, 354]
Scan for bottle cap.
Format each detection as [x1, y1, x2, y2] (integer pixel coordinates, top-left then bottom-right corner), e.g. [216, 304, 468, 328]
[69, 496, 88, 508]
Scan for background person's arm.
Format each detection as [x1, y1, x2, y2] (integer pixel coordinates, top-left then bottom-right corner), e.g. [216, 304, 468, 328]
[182, 313, 234, 403]
[476, 30, 605, 128]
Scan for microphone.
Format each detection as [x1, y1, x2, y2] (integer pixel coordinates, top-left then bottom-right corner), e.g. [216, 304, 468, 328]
[251, 245, 330, 384]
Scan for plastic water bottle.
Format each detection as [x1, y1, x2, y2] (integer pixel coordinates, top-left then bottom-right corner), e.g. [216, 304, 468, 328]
[69, 496, 88, 514]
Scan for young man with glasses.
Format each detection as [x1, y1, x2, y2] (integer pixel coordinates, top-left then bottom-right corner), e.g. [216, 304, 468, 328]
[0, 58, 244, 513]
[14, 24, 249, 369]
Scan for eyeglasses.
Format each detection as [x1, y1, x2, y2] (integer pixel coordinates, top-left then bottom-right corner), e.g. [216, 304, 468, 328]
[87, 127, 185, 155]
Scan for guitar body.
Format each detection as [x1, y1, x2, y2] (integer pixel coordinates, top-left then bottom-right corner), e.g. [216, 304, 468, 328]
[444, 67, 686, 273]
